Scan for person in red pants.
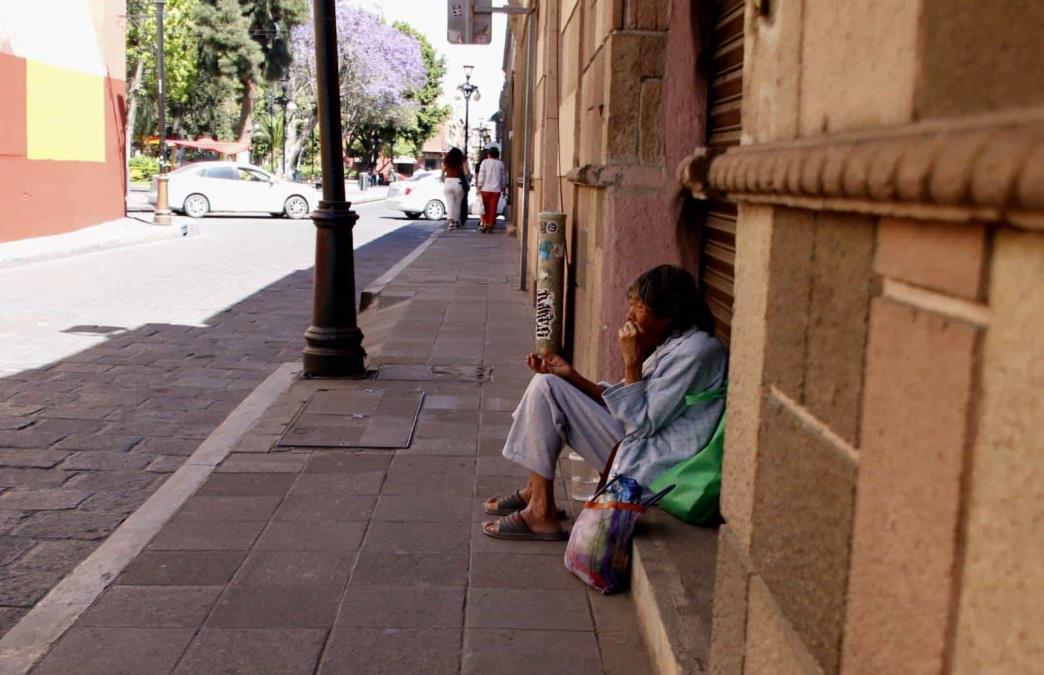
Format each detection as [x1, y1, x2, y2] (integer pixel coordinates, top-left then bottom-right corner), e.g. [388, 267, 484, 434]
[476, 146, 507, 233]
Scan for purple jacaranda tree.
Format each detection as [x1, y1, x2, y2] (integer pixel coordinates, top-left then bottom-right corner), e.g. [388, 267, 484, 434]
[283, 2, 425, 176]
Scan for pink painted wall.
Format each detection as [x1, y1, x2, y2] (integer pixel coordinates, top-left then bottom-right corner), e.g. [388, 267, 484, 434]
[594, 0, 713, 378]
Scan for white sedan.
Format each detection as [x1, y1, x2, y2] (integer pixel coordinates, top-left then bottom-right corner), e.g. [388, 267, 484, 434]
[150, 161, 320, 219]
[386, 171, 506, 220]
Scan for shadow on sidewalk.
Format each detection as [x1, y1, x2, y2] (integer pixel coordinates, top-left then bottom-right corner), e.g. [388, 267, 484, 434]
[0, 222, 438, 637]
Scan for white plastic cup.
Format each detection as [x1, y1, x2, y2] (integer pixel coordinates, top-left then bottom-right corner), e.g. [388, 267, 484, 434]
[567, 450, 600, 502]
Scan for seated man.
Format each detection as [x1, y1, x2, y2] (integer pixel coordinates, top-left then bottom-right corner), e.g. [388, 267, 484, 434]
[483, 265, 728, 540]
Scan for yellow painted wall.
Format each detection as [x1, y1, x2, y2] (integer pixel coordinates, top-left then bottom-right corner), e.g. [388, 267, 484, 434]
[25, 60, 105, 162]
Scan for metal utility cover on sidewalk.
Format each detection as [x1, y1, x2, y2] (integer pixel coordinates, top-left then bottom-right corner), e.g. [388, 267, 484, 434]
[277, 388, 424, 449]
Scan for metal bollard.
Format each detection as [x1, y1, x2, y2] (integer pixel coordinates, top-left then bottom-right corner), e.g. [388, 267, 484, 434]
[535, 211, 566, 355]
[153, 169, 173, 226]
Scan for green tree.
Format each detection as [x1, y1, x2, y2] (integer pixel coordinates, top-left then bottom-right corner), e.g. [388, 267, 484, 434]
[125, 0, 201, 158]
[393, 22, 450, 154]
[193, 0, 307, 153]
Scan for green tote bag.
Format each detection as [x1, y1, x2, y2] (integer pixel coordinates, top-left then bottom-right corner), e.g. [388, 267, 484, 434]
[648, 386, 726, 525]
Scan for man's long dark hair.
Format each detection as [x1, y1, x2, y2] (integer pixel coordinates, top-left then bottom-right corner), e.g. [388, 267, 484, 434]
[628, 265, 716, 337]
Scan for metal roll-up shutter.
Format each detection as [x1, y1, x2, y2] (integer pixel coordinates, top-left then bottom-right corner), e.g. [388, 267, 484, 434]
[701, 0, 744, 347]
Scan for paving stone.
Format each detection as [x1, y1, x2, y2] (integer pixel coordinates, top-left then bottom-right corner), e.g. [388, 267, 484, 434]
[371, 495, 474, 522]
[381, 457, 475, 496]
[398, 437, 478, 456]
[174, 628, 327, 675]
[0, 606, 26, 637]
[0, 509, 27, 534]
[79, 489, 155, 514]
[236, 551, 353, 587]
[148, 519, 265, 551]
[476, 455, 530, 477]
[176, 496, 282, 522]
[59, 451, 152, 471]
[255, 521, 366, 552]
[352, 551, 468, 588]
[118, 551, 247, 586]
[338, 585, 465, 628]
[13, 511, 124, 540]
[0, 417, 33, 431]
[0, 403, 43, 416]
[207, 584, 342, 629]
[302, 451, 392, 474]
[0, 535, 36, 565]
[132, 437, 202, 456]
[81, 585, 222, 628]
[12, 539, 98, 574]
[319, 627, 461, 675]
[0, 567, 66, 606]
[289, 472, 385, 496]
[273, 494, 374, 522]
[363, 520, 470, 553]
[478, 437, 509, 457]
[216, 453, 308, 473]
[598, 629, 656, 675]
[230, 433, 281, 454]
[0, 431, 65, 449]
[145, 454, 184, 473]
[65, 470, 159, 492]
[56, 433, 142, 453]
[0, 449, 70, 468]
[31, 422, 111, 441]
[470, 552, 581, 590]
[467, 587, 592, 631]
[32, 627, 195, 675]
[0, 488, 93, 510]
[462, 628, 602, 675]
[0, 468, 70, 488]
[195, 473, 295, 498]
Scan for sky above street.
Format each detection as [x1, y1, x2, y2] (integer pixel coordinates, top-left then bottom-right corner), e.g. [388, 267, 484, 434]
[351, 0, 509, 128]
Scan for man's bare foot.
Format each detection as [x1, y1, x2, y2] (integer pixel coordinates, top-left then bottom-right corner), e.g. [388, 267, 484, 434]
[483, 486, 531, 514]
[482, 503, 561, 537]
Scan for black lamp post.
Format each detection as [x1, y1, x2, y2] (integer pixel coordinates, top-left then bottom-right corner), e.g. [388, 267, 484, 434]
[457, 65, 480, 165]
[302, 0, 366, 377]
[278, 77, 290, 177]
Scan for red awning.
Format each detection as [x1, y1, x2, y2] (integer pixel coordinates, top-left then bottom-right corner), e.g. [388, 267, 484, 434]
[165, 137, 249, 155]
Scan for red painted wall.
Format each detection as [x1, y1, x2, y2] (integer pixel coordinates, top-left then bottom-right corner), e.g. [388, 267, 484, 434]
[0, 52, 126, 243]
[594, 0, 713, 377]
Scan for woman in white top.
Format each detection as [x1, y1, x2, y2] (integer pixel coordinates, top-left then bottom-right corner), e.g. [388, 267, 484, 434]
[475, 147, 507, 233]
[441, 147, 468, 229]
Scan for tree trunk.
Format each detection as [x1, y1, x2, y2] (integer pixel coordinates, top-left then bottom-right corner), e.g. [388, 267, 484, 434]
[235, 78, 257, 163]
[285, 113, 318, 176]
[125, 57, 145, 191]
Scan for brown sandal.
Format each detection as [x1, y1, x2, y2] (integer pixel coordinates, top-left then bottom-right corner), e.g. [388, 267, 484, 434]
[482, 512, 567, 541]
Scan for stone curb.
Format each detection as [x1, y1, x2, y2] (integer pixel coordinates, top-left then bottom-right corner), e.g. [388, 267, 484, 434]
[0, 363, 300, 675]
[0, 217, 198, 270]
[358, 227, 442, 312]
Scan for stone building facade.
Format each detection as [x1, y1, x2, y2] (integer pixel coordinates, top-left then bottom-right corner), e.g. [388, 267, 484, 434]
[501, 1, 1043, 673]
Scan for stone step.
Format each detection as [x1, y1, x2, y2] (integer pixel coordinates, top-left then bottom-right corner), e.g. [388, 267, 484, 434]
[632, 509, 720, 675]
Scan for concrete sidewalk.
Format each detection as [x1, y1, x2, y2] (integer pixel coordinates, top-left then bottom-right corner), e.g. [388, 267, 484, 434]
[8, 230, 653, 674]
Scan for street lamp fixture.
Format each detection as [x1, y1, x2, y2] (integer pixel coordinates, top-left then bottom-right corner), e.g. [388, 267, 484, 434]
[456, 66, 480, 165]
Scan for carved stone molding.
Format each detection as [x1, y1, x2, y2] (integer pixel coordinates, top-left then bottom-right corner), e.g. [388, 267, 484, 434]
[566, 163, 665, 190]
[686, 108, 1044, 229]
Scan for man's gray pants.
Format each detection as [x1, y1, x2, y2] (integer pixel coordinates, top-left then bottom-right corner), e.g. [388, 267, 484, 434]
[502, 374, 624, 480]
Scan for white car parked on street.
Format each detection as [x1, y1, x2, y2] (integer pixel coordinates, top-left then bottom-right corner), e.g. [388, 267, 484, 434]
[149, 161, 320, 219]
[385, 170, 506, 220]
